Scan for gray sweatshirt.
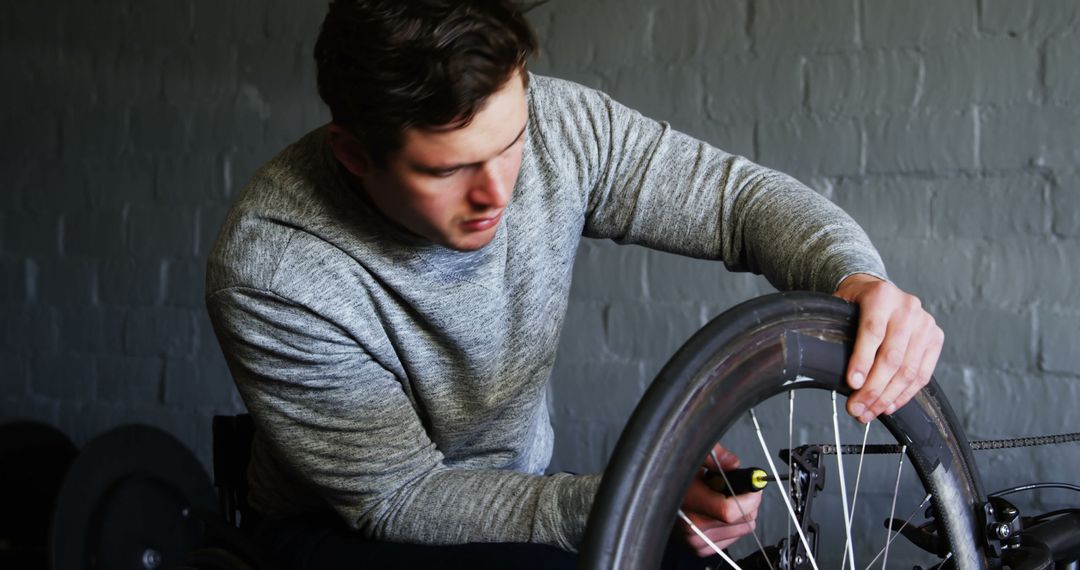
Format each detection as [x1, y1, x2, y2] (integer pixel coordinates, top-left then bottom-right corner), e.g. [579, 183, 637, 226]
[205, 74, 886, 552]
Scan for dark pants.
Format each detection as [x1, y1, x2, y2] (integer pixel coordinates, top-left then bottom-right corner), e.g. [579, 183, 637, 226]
[252, 513, 720, 569]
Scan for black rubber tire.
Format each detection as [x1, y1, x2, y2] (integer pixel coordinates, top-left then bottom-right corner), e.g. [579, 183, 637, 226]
[580, 292, 990, 569]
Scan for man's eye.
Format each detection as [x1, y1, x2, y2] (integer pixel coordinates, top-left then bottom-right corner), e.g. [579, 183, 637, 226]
[432, 168, 459, 178]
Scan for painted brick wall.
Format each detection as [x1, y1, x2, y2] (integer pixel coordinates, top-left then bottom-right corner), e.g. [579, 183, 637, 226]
[1, 0, 331, 465]
[526, 0, 1080, 514]
[2, 0, 1078, 534]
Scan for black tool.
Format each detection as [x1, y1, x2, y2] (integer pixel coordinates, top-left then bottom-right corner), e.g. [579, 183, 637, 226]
[704, 467, 770, 496]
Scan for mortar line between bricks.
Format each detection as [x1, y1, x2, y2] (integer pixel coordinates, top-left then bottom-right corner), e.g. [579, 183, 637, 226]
[1036, 38, 1048, 106]
[853, 0, 862, 48]
[972, 103, 982, 172]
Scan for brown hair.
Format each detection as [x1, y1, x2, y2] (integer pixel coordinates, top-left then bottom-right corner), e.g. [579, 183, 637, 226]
[314, 0, 540, 166]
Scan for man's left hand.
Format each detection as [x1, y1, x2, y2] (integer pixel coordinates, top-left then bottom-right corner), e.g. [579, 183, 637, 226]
[677, 444, 763, 557]
[833, 274, 944, 423]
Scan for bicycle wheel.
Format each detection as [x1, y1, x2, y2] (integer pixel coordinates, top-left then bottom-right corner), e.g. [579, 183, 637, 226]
[580, 292, 990, 569]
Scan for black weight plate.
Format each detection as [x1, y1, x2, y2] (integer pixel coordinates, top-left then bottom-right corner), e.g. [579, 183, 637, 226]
[0, 421, 78, 569]
[50, 424, 215, 570]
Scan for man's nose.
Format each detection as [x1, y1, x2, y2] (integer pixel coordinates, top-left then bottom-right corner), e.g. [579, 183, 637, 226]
[468, 161, 511, 209]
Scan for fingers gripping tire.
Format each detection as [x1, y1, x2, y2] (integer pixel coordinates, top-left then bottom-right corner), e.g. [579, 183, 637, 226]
[580, 292, 989, 569]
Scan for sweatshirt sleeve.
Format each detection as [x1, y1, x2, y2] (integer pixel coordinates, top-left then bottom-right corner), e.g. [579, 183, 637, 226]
[531, 76, 886, 292]
[206, 286, 600, 551]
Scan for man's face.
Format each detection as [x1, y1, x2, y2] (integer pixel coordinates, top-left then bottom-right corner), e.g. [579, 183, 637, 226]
[355, 72, 529, 251]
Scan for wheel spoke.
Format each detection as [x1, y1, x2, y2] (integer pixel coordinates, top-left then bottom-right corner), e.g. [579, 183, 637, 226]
[750, 409, 820, 570]
[880, 445, 908, 570]
[677, 509, 742, 570]
[861, 493, 930, 570]
[832, 392, 856, 570]
[786, 391, 794, 548]
[840, 422, 870, 570]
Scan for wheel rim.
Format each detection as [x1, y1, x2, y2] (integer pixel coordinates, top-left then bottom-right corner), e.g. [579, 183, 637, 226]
[581, 292, 988, 570]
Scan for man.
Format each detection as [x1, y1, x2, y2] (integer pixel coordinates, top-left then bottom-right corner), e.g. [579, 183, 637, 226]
[206, 0, 943, 567]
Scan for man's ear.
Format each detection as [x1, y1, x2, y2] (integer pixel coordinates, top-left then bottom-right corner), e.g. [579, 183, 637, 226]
[326, 123, 372, 178]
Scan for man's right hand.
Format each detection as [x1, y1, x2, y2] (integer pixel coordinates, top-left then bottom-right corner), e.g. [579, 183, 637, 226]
[677, 444, 763, 557]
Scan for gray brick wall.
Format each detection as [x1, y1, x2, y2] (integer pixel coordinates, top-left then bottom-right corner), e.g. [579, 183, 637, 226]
[2, 0, 1077, 537]
[525, 0, 1080, 510]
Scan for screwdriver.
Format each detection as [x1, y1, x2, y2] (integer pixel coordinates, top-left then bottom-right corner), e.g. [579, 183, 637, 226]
[703, 467, 778, 496]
